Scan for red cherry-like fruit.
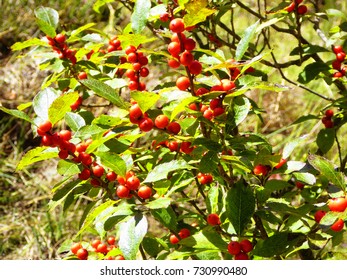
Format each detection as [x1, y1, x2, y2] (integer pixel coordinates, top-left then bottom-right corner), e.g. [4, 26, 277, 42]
[106, 171, 117, 182]
[139, 117, 154, 132]
[137, 185, 152, 199]
[178, 228, 190, 239]
[169, 18, 185, 33]
[328, 197, 347, 212]
[71, 243, 82, 254]
[126, 175, 141, 190]
[331, 219, 344, 232]
[227, 241, 241, 255]
[235, 252, 249, 260]
[207, 213, 221, 226]
[314, 210, 326, 223]
[38, 120, 52, 133]
[167, 122, 181, 135]
[76, 248, 88, 260]
[155, 114, 170, 129]
[169, 234, 180, 244]
[240, 239, 253, 253]
[176, 76, 190, 91]
[117, 185, 130, 199]
[253, 164, 269, 176]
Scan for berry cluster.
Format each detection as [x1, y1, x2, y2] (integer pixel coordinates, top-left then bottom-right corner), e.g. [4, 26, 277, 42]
[321, 109, 334, 128]
[331, 45, 347, 78]
[285, 0, 308, 15]
[227, 239, 253, 260]
[70, 236, 125, 260]
[124, 45, 149, 91]
[169, 228, 191, 245]
[116, 170, 153, 200]
[153, 140, 195, 154]
[314, 196, 347, 232]
[46, 33, 77, 64]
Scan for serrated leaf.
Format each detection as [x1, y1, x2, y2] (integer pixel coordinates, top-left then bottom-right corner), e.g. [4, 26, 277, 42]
[11, 38, 48, 51]
[33, 88, 59, 121]
[16, 147, 58, 171]
[179, 227, 226, 250]
[235, 20, 259, 60]
[80, 78, 128, 109]
[65, 112, 86, 132]
[48, 92, 79, 125]
[146, 197, 171, 209]
[130, 91, 160, 113]
[151, 207, 177, 232]
[131, 0, 151, 34]
[0, 107, 34, 124]
[298, 62, 330, 84]
[316, 128, 335, 154]
[34, 7, 59, 37]
[118, 214, 148, 260]
[199, 151, 219, 173]
[225, 182, 255, 235]
[144, 160, 194, 183]
[57, 160, 80, 176]
[96, 152, 127, 178]
[308, 155, 345, 190]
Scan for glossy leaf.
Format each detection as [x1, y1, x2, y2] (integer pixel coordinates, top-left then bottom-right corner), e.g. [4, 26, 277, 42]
[96, 152, 127, 178]
[34, 7, 59, 37]
[0, 107, 34, 124]
[118, 214, 148, 260]
[298, 62, 330, 84]
[179, 227, 226, 250]
[65, 112, 86, 132]
[57, 160, 80, 176]
[131, 0, 151, 34]
[146, 197, 171, 210]
[11, 38, 48, 51]
[199, 151, 219, 173]
[235, 20, 259, 60]
[233, 96, 251, 127]
[131, 91, 160, 113]
[316, 128, 335, 154]
[33, 88, 59, 121]
[151, 207, 177, 232]
[48, 92, 79, 125]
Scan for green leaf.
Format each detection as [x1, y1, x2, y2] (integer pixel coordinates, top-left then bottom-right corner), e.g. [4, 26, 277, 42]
[233, 96, 251, 127]
[170, 96, 197, 121]
[16, 147, 58, 171]
[75, 200, 115, 237]
[282, 135, 308, 159]
[104, 203, 135, 231]
[80, 78, 128, 109]
[118, 213, 148, 260]
[316, 128, 335, 154]
[11, 38, 48, 51]
[151, 207, 177, 232]
[131, 0, 151, 34]
[193, 138, 222, 151]
[144, 160, 194, 183]
[225, 182, 255, 235]
[69, 23, 96, 38]
[33, 88, 59, 121]
[308, 155, 345, 190]
[179, 227, 226, 250]
[0, 107, 34, 124]
[130, 91, 160, 113]
[220, 155, 252, 174]
[183, 7, 216, 27]
[57, 160, 80, 176]
[146, 197, 171, 210]
[298, 62, 330, 84]
[264, 180, 291, 192]
[34, 7, 59, 37]
[206, 186, 220, 214]
[142, 237, 165, 257]
[253, 232, 303, 257]
[293, 172, 316, 185]
[96, 152, 127, 178]
[326, 9, 347, 20]
[74, 124, 107, 139]
[199, 151, 219, 173]
[65, 112, 86, 132]
[290, 45, 329, 56]
[117, 34, 156, 49]
[235, 20, 259, 60]
[48, 92, 79, 125]
[93, 0, 114, 13]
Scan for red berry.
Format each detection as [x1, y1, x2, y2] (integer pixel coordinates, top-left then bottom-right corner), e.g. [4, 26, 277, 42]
[213, 107, 225, 117]
[129, 104, 143, 124]
[76, 142, 88, 153]
[325, 109, 334, 118]
[180, 50, 194, 66]
[167, 121, 181, 134]
[55, 33, 66, 44]
[331, 219, 344, 232]
[176, 76, 190, 91]
[336, 51, 346, 62]
[203, 109, 214, 120]
[126, 175, 141, 190]
[70, 96, 83, 111]
[107, 236, 116, 246]
[155, 114, 170, 129]
[253, 164, 269, 176]
[117, 185, 130, 199]
[221, 79, 236, 91]
[178, 228, 190, 239]
[59, 130, 72, 141]
[139, 117, 154, 132]
[38, 120, 52, 133]
[275, 158, 287, 169]
[171, 33, 185, 43]
[184, 38, 196, 51]
[71, 243, 82, 254]
[58, 149, 69, 159]
[96, 243, 108, 254]
[91, 239, 101, 249]
[137, 185, 152, 199]
[227, 241, 241, 255]
[195, 87, 209, 96]
[78, 72, 88, 80]
[314, 210, 326, 223]
[324, 119, 334, 128]
[76, 248, 88, 260]
[169, 234, 180, 244]
[125, 45, 137, 55]
[129, 80, 139, 91]
[189, 60, 202, 75]
[106, 171, 117, 182]
[168, 59, 181, 68]
[297, 5, 307, 15]
[333, 45, 344, 54]
[333, 72, 343, 78]
[235, 252, 249, 260]
[240, 239, 253, 253]
[168, 42, 181, 56]
[180, 141, 194, 154]
[127, 52, 138, 63]
[296, 182, 305, 189]
[78, 168, 91, 180]
[328, 197, 347, 212]
[285, 2, 295, 12]
[332, 60, 341, 70]
[207, 213, 221, 226]
[140, 67, 149, 77]
[79, 152, 93, 165]
[159, 12, 169, 22]
[92, 165, 105, 177]
[169, 18, 185, 33]
[168, 141, 179, 152]
[41, 135, 53, 146]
